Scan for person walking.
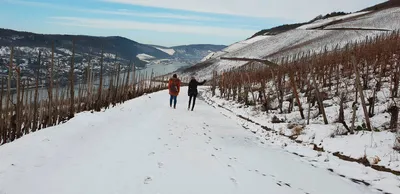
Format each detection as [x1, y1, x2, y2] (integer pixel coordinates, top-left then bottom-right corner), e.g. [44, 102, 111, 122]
[188, 76, 206, 111]
[168, 74, 181, 109]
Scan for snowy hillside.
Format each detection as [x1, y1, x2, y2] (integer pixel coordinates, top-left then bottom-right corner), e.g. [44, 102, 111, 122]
[297, 11, 370, 30]
[200, 35, 271, 62]
[0, 45, 127, 85]
[137, 53, 156, 62]
[0, 87, 398, 194]
[154, 44, 226, 65]
[0, 28, 173, 68]
[326, 7, 400, 30]
[154, 46, 176, 56]
[0, 28, 225, 80]
[180, 7, 400, 80]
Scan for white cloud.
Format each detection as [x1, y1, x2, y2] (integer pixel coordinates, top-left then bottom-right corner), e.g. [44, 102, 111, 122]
[81, 9, 221, 21]
[49, 17, 255, 37]
[1, 0, 221, 22]
[2, 0, 54, 7]
[103, 0, 384, 21]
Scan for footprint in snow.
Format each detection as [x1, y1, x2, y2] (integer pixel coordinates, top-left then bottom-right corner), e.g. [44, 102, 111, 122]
[158, 162, 164, 168]
[148, 152, 155, 156]
[276, 180, 291, 188]
[144, 176, 152, 184]
[230, 177, 238, 185]
[229, 157, 238, 161]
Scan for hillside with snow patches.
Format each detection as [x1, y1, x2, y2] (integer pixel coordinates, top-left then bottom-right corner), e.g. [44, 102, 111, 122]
[0, 28, 226, 81]
[153, 44, 226, 64]
[154, 46, 176, 56]
[180, 7, 400, 80]
[0, 45, 124, 85]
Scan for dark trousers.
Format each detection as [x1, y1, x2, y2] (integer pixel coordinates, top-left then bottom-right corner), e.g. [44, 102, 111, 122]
[170, 95, 177, 108]
[188, 94, 197, 111]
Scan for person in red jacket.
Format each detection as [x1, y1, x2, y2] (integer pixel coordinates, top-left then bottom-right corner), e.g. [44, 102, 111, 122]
[168, 74, 181, 109]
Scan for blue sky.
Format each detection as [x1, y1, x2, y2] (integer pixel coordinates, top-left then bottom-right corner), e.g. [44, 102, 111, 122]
[0, 0, 384, 47]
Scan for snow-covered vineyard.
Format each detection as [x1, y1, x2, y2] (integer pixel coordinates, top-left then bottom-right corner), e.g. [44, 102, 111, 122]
[201, 29, 400, 164]
[193, 30, 400, 193]
[180, 7, 400, 81]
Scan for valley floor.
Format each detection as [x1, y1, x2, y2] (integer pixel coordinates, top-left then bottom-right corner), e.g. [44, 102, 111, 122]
[0, 87, 397, 194]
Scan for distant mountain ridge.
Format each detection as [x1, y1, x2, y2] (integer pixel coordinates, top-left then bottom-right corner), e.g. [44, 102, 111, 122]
[0, 28, 226, 67]
[0, 28, 171, 67]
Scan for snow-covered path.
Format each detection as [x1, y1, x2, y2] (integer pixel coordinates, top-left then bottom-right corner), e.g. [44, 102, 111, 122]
[0, 87, 378, 194]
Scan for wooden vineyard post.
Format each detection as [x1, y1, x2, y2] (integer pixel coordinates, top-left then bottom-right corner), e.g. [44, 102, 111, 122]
[5, 46, 14, 142]
[69, 40, 75, 119]
[394, 103, 400, 151]
[352, 56, 372, 131]
[97, 49, 104, 111]
[48, 42, 54, 126]
[1, 78, 4, 144]
[289, 70, 305, 119]
[311, 68, 329, 124]
[14, 66, 21, 140]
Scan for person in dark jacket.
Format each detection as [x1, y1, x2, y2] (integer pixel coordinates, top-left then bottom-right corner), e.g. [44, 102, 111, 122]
[188, 76, 206, 111]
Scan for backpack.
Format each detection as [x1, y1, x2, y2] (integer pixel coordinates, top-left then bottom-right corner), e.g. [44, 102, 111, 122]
[170, 80, 178, 93]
